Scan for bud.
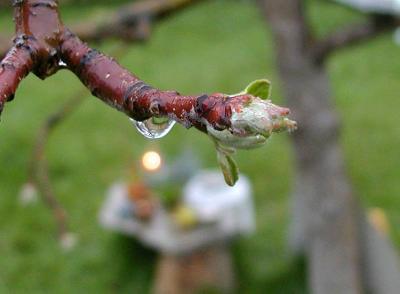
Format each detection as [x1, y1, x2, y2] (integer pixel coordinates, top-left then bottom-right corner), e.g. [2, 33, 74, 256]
[207, 79, 297, 186]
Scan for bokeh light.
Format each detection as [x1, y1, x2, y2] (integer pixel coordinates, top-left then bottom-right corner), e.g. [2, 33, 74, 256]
[141, 151, 161, 171]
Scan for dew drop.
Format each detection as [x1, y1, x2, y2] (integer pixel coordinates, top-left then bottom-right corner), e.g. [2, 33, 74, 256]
[58, 60, 67, 67]
[130, 116, 176, 139]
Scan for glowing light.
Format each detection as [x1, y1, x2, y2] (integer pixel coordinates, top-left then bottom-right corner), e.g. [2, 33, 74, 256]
[142, 151, 161, 171]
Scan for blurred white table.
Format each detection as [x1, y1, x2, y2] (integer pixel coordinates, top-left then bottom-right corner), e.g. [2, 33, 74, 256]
[99, 170, 254, 255]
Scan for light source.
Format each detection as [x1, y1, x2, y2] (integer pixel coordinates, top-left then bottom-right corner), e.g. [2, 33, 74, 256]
[141, 151, 161, 171]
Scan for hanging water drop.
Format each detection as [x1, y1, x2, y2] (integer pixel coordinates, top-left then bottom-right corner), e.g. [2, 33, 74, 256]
[58, 60, 67, 67]
[130, 116, 176, 139]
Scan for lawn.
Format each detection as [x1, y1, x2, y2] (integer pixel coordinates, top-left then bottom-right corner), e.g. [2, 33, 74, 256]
[0, 0, 399, 293]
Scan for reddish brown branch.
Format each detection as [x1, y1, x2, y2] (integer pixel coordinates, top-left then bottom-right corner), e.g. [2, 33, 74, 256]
[0, 44, 35, 116]
[0, 0, 295, 246]
[12, 0, 201, 244]
[1, 0, 63, 116]
[1, 0, 249, 134]
[27, 44, 129, 241]
[313, 14, 397, 63]
[60, 30, 242, 132]
[1, 0, 294, 199]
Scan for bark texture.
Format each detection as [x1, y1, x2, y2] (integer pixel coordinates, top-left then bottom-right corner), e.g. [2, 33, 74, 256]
[259, 0, 400, 293]
[22, 0, 199, 242]
[1, 0, 285, 138]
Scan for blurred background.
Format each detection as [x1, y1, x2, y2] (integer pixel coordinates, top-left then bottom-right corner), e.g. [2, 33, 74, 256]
[0, 0, 400, 293]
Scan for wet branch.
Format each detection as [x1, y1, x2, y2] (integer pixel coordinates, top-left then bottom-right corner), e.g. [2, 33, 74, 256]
[2, 0, 295, 237]
[0, 0, 279, 134]
[21, 0, 195, 242]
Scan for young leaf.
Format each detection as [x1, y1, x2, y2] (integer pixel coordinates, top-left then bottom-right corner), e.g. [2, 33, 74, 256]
[216, 146, 239, 186]
[244, 79, 271, 100]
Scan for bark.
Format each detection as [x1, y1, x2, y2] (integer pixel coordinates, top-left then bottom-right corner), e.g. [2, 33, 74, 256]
[259, 1, 400, 293]
[1, 0, 276, 137]
[26, 44, 128, 242]
[260, 0, 362, 293]
[21, 0, 198, 241]
[2, 0, 294, 242]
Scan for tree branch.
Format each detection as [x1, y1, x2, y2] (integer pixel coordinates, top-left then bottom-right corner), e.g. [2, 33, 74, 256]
[0, 43, 35, 117]
[1, 0, 295, 190]
[0, 0, 199, 58]
[60, 29, 241, 133]
[27, 91, 85, 241]
[1, 0, 270, 134]
[313, 14, 397, 63]
[26, 44, 128, 243]
[70, 0, 200, 43]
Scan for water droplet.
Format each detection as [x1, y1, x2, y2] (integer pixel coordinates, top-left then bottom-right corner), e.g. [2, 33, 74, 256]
[130, 117, 175, 139]
[58, 60, 67, 67]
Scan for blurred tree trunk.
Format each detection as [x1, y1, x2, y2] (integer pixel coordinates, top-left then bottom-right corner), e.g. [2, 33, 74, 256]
[258, 1, 400, 293]
[153, 244, 235, 294]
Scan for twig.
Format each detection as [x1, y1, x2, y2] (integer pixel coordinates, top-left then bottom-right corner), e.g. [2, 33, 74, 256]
[27, 91, 85, 240]
[313, 14, 397, 63]
[27, 44, 129, 242]
[0, 0, 200, 58]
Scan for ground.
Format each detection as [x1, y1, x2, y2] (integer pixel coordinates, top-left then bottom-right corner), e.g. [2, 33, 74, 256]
[0, 0, 399, 293]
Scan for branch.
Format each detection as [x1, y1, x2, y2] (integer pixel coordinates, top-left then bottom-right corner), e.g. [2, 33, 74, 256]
[60, 30, 228, 132]
[1, 0, 295, 187]
[19, 1, 198, 243]
[25, 44, 128, 243]
[70, 0, 200, 43]
[61, 32, 294, 135]
[26, 91, 85, 241]
[0, 43, 35, 117]
[0, 0, 199, 58]
[313, 14, 397, 63]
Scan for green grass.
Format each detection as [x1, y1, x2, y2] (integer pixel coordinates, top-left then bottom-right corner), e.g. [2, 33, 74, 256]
[1, 0, 400, 293]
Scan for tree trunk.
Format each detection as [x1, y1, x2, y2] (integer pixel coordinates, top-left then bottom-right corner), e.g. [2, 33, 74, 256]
[259, 1, 363, 293]
[258, 1, 400, 293]
[153, 244, 235, 294]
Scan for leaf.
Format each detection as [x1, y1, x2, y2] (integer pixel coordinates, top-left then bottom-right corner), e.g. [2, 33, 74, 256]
[216, 147, 239, 186]
[244, 79, 271, 100]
